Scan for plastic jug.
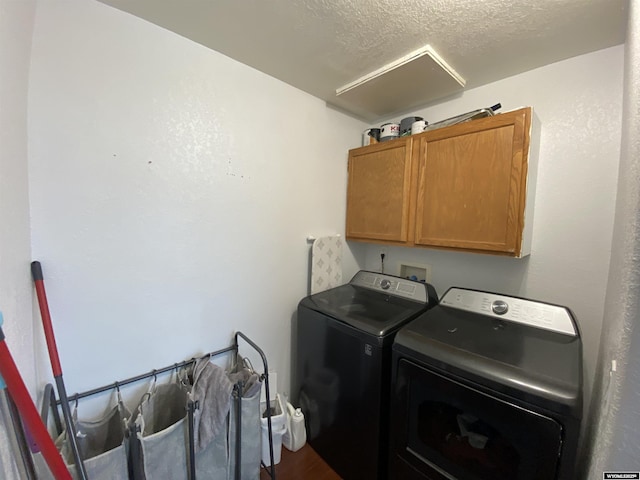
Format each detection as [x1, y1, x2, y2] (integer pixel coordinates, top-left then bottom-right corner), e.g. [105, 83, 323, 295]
[283, 401, 306, 452]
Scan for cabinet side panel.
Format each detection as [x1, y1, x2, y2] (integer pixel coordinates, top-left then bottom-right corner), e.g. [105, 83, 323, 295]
[519, 108, 537, 257]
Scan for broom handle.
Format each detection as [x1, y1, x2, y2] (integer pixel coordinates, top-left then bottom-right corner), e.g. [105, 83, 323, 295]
[0, 324, 71, 479]
[31, 262, 88, 480]
[31, 262, 62, 376]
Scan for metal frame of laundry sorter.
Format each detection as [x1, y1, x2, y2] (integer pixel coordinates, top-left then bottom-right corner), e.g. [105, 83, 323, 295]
[41, 331, 276, 480]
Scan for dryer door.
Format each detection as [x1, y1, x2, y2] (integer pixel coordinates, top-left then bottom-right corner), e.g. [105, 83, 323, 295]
[391, 358, 563, 480]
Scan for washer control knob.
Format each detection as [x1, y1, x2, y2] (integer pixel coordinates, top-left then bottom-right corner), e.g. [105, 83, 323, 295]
[380, 279, 391, 290]
[491, 300, 509, 315]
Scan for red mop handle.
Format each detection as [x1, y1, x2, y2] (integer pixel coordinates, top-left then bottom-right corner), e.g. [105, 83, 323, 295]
[0, 336, 71, 479]
[31, 261, 62, 377]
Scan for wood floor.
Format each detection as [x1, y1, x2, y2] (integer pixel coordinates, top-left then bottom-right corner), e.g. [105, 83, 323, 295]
[260, 444, 342, 480]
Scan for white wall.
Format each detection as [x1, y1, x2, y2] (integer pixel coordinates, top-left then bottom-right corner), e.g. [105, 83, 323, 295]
[0, 0, 37, 392]
[28, 0, 366, 412]
[354, 45, 624, 415]
[587, 0, 640, 474]
[0, 2, 37, 478]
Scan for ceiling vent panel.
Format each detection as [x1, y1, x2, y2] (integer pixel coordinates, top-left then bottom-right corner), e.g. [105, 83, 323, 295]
[335, 45, 465, 119]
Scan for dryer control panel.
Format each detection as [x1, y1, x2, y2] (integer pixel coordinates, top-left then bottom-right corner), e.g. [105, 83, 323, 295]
[440, 288, 577, 336]
[351, 271, 429, 303]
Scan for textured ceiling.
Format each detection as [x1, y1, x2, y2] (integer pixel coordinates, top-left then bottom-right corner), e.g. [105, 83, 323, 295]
[99, 0, 628, 121]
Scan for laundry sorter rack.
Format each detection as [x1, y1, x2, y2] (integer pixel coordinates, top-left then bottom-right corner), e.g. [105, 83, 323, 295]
[40, 331, 276, 480]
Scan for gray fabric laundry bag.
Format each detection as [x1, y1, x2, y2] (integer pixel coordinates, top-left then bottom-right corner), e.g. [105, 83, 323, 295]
[131, 381, 190, 480]
[35, 391, 130, 480]
[227, 385, 261, 480]
[227, 357, 263, 480]
[189, 355, 262, 480]
[190, 358, 232, 480]
[194, 411, 230, 480]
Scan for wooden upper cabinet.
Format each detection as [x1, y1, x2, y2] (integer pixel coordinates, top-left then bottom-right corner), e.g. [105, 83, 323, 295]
[415, 108, 533, 255]
[345, 107, 537, 257]
[346, 137, 415, 242]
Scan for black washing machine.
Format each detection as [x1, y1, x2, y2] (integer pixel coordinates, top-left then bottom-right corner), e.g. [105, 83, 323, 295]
[390, 287, 582, 480]
[294, 270, 438, 480]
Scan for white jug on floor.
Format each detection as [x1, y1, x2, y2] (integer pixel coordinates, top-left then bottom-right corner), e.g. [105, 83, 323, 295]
[283, 401, 306, 452]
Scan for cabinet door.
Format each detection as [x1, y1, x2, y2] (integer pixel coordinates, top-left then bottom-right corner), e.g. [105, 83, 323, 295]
[414, 108, 531, 254]
[346, 138, 414, 242]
